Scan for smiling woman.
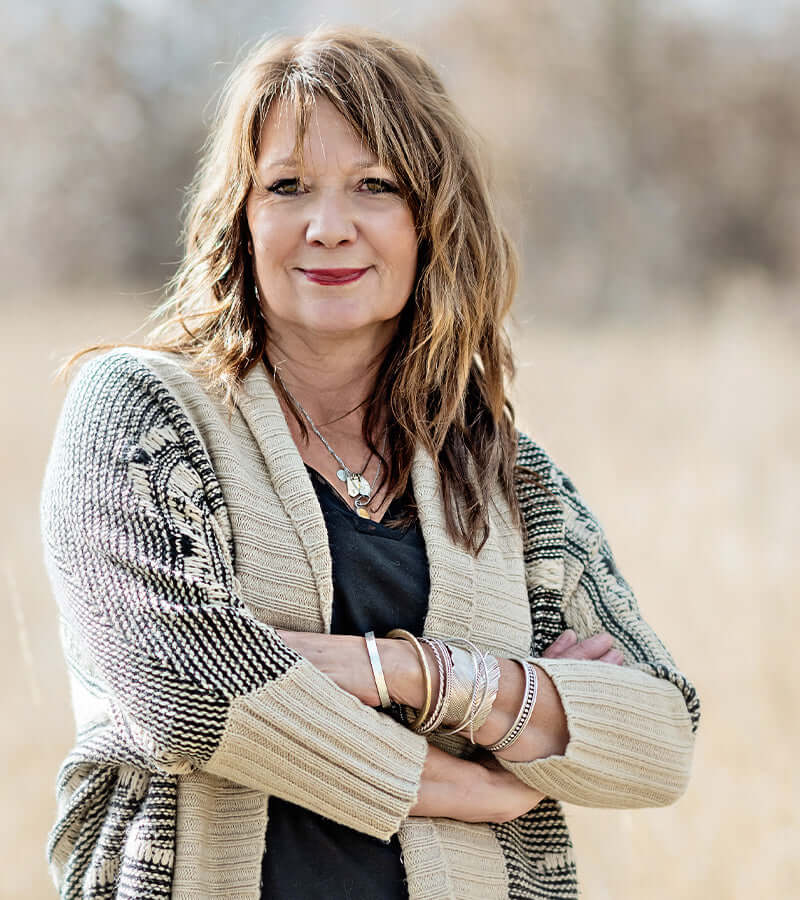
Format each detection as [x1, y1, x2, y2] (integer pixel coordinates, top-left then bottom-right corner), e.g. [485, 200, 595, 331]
[248, 95, 418, 344]
[43, 26, 699, 900]
[246, 95, 420, 518]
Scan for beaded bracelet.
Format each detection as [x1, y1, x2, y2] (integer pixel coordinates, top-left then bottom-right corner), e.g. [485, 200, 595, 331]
[485, 658, 539, 752]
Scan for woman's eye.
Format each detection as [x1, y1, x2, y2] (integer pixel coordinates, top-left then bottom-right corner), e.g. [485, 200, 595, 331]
[360, 178, 398, 194]
[267, 178, 304, 195]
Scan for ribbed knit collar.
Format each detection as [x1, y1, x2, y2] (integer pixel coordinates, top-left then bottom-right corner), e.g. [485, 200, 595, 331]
[235, 358, 488, 645]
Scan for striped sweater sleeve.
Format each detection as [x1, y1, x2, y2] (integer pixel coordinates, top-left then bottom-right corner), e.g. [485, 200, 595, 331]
[497, 439, 700, 808]
[40, 350, 427, 840]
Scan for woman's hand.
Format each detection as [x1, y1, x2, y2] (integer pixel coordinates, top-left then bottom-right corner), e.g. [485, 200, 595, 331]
[540, 628, 624, 665]
[409, 744, 544, 824]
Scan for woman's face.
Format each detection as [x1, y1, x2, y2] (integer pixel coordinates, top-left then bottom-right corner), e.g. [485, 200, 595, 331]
[246, 96, 418, 345]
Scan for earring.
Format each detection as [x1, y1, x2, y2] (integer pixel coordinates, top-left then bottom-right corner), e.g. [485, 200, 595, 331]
[247, 240, 253, 255]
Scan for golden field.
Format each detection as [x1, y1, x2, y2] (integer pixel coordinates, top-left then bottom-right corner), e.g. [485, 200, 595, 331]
[1, 291, 796, 899]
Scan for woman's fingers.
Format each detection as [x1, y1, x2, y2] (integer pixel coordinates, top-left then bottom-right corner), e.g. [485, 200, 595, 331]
[572, 632, 614, 659]
[541, 629, 578, 657]
[598, 648, 625, 665]
[542, 630, 624, 664]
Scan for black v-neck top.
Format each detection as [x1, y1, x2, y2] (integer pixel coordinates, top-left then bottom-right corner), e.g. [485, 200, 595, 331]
[260, 466, 430, 900]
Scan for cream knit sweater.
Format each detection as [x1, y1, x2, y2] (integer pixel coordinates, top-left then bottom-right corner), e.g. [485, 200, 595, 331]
[41, 348, 699, 899]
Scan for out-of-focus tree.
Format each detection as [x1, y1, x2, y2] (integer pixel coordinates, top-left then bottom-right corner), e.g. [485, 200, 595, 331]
[422, 0, 800, 319]
[2, 0, 297, 290]
[3, 0, 799, 320]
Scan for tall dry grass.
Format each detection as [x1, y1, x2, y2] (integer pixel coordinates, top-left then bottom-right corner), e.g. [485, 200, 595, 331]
[1, 290, 796, 898]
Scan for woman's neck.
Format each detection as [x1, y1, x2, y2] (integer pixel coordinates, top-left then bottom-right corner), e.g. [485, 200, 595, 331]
[265, 324, 398, 520]
[265, 327, 392, 434]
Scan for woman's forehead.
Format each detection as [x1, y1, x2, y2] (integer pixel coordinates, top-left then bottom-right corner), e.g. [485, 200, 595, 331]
[256, 96, 383, 173]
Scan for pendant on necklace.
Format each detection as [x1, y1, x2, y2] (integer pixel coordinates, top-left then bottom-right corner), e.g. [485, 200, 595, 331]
[354, 496, 372, 519]
[346, 473, 371, 499]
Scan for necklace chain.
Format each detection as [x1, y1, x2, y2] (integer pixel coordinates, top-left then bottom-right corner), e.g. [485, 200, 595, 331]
[273, 366, 386, 517]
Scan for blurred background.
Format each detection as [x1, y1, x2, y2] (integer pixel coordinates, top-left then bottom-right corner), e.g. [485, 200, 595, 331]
[2, 0, 797, 897]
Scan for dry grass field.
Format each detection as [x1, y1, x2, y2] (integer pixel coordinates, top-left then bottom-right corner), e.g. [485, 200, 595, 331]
[2, 290, 797, 899]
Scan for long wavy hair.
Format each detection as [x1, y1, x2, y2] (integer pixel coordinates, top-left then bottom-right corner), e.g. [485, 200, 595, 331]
[65, 27, 522, 554]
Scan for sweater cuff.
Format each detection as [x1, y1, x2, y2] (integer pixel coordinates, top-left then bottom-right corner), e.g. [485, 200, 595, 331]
[496, 658, 695, 808]
[205, 659, 428, 840]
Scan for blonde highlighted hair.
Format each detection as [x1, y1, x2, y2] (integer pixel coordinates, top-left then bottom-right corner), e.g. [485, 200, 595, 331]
[66, 26, 522, 553]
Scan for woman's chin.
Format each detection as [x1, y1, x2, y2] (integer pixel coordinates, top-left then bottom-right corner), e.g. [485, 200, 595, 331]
[288, 313, 401, 344]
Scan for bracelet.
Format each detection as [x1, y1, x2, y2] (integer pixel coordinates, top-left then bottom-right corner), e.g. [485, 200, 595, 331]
[472, 652, 501, 734]
[363, 631, 392, 709]
[437, 643, 482, 735]
[415, 638, 453, 734]
[437, 638, 500, 742]
[464, 645, 493, 743]
[485, 659, 539, 752]
[385, 629, 432, 730]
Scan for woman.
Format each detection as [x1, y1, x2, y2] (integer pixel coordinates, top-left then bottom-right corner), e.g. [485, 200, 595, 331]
[42, 27, 700, 899]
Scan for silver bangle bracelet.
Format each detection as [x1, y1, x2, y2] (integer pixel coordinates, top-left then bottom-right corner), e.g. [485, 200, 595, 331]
[364, 631, 392, 709]
[472, 652, 501, 734]
[416, 638, 453, 734]
[485, 659, 539, 752]
[437, 642, 482, 735]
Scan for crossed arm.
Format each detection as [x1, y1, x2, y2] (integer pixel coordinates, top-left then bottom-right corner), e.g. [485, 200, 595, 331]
[278, 626, 624, 823]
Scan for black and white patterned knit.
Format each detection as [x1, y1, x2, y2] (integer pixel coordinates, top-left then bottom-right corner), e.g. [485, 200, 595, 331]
[488, 436, 700, 899]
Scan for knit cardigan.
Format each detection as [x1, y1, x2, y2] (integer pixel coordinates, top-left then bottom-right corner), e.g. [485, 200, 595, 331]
[41, 347, 700, 900]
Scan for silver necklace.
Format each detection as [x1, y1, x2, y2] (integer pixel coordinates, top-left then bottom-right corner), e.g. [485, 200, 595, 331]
[274, 366, 386, 519]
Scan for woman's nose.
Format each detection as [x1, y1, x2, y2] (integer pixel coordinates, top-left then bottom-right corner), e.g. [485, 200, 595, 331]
[305, 192, 357, 247]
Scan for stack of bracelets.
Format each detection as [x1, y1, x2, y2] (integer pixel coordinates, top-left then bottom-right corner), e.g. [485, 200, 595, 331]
[363, 628, 539, 751]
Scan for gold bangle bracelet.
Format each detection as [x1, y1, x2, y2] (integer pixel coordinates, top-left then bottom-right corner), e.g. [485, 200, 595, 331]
[386, 628, 433, 729]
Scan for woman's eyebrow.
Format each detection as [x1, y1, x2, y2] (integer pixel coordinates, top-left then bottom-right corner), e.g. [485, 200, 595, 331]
[262, 155, 383, 171]
[351, 158, 382, 170]
[262, 155, 298, 169]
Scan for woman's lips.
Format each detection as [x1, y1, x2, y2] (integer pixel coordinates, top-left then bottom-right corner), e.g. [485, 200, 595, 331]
[301, 267, 368, 285]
